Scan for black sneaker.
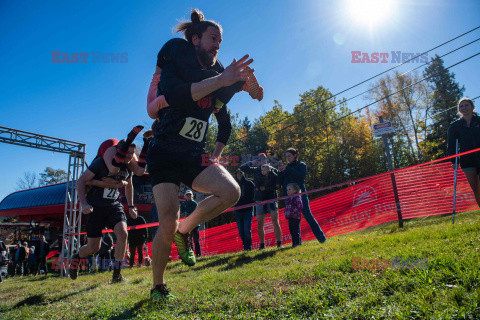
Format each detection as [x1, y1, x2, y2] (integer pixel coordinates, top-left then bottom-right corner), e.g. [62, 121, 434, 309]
[151, 283, 175, 301]
[69, 253, 80, 280]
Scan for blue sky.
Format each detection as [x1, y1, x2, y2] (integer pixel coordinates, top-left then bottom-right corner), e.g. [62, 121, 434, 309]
[1, 0, 479, 201]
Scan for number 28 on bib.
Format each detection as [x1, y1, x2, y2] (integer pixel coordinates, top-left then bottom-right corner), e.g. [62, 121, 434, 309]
[179, 117, 208, 142]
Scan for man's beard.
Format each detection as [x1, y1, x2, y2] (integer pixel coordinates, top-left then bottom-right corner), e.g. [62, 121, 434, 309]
[197, 47, 216, 68]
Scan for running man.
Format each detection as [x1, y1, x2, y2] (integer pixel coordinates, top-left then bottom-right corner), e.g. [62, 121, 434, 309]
[147, 9, 258, 300]
[71, 139, 139, 283]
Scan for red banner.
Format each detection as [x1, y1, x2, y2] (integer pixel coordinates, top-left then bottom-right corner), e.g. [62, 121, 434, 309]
[143, 162, 476, 261]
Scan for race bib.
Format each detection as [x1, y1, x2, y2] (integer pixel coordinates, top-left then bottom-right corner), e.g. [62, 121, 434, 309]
[179, 117, 208, 142]
[103, 188, 119, 200]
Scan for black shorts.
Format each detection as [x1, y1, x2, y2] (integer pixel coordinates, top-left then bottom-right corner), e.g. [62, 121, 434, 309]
[86, 203, 126, 238]
[147, 139, 211, 188]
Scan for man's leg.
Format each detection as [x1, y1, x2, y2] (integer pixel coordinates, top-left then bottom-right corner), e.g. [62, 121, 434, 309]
[137, 242, 144, 266]
[178, 165, 240, 233]
[128, 243, 135, 267]
[151, 183, 179, 289]
[257, 214, 266, 249]
[112, 222, 128, 281]
[70, 238, 101, 280]
[270, 209, 282, 245]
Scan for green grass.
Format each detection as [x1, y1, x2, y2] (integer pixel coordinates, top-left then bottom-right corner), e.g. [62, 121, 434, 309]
[2, 211, 480, 319]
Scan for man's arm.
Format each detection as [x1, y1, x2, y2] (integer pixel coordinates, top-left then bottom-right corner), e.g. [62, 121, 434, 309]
[161, 56, 253, 106]
[77, 170, 95, 214]
[86, 178, 126, 189]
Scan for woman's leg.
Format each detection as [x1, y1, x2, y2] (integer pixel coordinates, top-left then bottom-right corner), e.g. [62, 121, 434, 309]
[301, 194, 326, 243]
[257, 214, 266, 248]
[243, 211, 253, 250]
[235, 212, 246, 249]
[270, 208, 282, 243]
[463, 169, 480, 207]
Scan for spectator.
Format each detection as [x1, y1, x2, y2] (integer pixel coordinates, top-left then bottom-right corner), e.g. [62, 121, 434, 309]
[447, 97, 480, 207]
[127, 214, 148, 267]
[257, 164, 282, 248]
[23, 242, 29, 275]
[180, 190, 201, 257]
[240, 153, 279, 249]
[36, 236, 50, 276]
[97, 234, 113, 272]
[233, 169, 255, 251]
[279, 148, 326, 243]
[284, 183, 303, 247]
[28, 246, 38, 276]
[0, 236, 6, 253]
[14, 242, 27, 276]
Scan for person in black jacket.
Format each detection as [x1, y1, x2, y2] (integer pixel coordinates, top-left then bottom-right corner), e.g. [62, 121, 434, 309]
[35, 236, 50, 276]
[257, 164, 282, 248]
[447, 97, 480, 207]
[234, 169, 255, 251]
[279, 148, 326, 244]
[127, 215, 148, 267]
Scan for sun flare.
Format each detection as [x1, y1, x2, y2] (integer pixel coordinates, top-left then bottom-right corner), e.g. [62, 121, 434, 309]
[346, 0, 394, 27]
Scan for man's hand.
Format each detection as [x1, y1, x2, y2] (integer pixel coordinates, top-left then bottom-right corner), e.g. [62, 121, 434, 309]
[279, 165, 287, 172]
[129, 207, 138, 219]
[219, 55, 254, 87]
[260, 186, 266, 191]
[81, 203, 93, 215]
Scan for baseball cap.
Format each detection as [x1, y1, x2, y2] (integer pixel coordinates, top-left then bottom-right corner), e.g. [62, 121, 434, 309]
[185, 190, 193, 195]
[257, 153, 267, 158]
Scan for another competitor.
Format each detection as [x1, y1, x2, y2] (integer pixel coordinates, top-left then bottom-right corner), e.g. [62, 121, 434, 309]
[147, 9, 259, 300]
[71, 139, 138, 283]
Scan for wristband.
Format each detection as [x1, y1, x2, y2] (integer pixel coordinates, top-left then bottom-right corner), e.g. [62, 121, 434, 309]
[128, 205, 136, 209]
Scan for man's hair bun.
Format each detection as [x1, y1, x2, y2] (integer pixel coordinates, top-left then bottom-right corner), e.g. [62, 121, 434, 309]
[191, 9, 204, 23]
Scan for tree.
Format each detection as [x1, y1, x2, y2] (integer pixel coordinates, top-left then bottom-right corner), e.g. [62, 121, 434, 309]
[368, 71, 433, 166]
[16, 171, 39, 190]
[39, 167, 68, 185]
[423, 55, 465, 159]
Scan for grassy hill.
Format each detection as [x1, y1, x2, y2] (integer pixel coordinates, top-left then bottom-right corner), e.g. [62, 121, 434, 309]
[1, 211, 480, 319]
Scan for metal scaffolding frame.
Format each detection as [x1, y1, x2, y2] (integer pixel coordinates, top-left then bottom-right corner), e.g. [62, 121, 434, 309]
[0, 126, 85, 277]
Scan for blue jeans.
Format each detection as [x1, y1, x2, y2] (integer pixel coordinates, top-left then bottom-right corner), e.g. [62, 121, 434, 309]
[235, 209, 254, 250]
[288, 218, 301, 246]
[301, 194, 326, 243]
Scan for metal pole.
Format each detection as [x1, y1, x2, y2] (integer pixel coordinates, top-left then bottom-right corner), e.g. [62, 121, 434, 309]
[379, 116, 403, 228]
[452, 139, 459, 224]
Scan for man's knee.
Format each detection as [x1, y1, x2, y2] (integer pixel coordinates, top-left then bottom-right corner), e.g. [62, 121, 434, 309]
[220, 182, 241, 206]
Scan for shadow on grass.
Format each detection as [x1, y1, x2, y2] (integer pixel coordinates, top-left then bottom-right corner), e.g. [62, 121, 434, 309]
[105, 299, 148, 320]
[9, 284, 99, 310]
[171, 248, 286, 274]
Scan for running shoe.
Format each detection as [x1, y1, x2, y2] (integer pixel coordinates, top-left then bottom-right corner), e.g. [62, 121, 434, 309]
[174, 231, 196, 266]
[69, 253, 80, 280]
[151, 283, 175, 301]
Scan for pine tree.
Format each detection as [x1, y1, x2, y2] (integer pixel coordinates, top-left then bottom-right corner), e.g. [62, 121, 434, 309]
[423, 55, 464, 158]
